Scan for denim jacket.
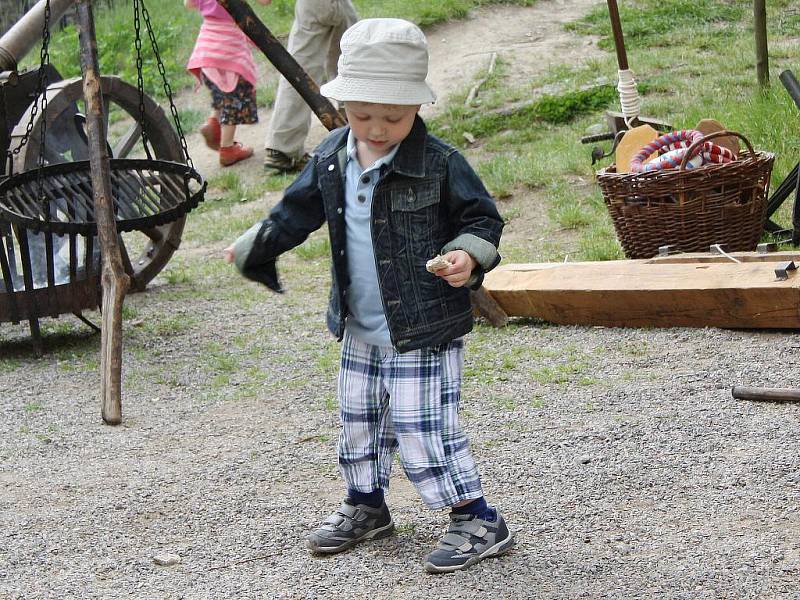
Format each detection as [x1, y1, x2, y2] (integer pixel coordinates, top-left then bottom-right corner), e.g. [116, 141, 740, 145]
[233, 116, 504, 352]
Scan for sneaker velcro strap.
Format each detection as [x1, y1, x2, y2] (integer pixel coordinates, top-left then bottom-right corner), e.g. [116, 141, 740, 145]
[322, 514, 346, 527]
[451, 519, 489, 538]
[337, 503, 359, 518]
[438, 532, 472, 551]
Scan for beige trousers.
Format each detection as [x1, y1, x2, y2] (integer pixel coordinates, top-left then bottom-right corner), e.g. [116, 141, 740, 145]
[265, 0, 358, 157]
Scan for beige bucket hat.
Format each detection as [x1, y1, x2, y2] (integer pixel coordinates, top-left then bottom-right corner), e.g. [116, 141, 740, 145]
[320, 18, 436, 105]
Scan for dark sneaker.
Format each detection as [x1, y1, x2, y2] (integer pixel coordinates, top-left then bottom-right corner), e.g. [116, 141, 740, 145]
[423, 511, 515, 573]
[263, 148, 310, 174]
[306, 498, 394, 554]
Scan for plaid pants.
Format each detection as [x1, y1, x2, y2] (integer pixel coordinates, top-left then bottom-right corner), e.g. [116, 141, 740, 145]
[337, 331, 484, 510]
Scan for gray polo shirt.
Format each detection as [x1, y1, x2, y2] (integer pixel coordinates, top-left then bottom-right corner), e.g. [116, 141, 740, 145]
[343, 131, 400, 347]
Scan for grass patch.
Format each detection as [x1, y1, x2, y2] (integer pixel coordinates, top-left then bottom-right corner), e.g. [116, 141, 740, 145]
[567, 0, 744, 52]
[294, 236, 331, 260]
[432, 84, 618, 143]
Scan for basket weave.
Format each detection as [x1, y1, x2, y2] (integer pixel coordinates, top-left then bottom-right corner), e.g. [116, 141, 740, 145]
[596, 130, 775, 259]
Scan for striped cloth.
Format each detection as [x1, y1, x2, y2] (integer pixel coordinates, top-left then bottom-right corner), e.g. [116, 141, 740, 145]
[336, 331, 484, 510]
[187, 17, 257, 92]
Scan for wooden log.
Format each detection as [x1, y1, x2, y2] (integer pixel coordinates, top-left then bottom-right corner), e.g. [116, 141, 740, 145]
[470, 286, 508, 328]
[483, 259, 800, 329]
[732, 386, 800, 402]
[76, 0, 130, 426]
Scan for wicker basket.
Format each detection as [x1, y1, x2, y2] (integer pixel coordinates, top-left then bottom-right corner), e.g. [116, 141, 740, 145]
[596, 130, 775, 259]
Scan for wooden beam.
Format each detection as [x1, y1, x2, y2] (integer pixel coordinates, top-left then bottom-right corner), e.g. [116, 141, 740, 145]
[483, 259, 800, 329]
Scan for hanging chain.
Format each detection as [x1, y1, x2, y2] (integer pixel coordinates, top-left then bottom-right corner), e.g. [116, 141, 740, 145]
[139, 0, 193, 169]
[36, 0, 52, 217]
[6, 0, 53, 188]
[132, 0, 153, 160]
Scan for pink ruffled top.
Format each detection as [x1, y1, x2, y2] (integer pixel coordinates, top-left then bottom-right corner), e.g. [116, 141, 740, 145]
[186, 1, 257, 92]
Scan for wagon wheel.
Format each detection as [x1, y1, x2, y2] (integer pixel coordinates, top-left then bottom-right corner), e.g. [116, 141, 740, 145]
[10, 75, 188, 292]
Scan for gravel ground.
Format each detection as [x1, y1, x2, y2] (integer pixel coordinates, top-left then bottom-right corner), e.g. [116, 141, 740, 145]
[3, 1, 800, 598]
[3, 300, 800, 599]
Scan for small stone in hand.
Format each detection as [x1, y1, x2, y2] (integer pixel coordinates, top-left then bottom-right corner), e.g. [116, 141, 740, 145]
[426, 255, 453, 273]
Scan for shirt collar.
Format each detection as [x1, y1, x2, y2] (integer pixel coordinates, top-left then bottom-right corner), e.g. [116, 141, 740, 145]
[345, 130, 401, 172]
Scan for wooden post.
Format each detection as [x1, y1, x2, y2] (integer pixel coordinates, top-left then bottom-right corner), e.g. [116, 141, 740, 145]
[753, 0, 769, 87]
[75, 0, 130, 425]
[606, 0, 629, 71]
[216, 0, 346, 131]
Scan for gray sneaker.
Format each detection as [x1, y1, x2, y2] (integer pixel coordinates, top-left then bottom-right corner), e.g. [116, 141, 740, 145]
[306, 498, 394, 554]
[423, 511, 515, 573]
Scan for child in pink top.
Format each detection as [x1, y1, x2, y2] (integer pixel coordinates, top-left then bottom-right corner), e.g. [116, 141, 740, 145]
[185, 0, 271, 166]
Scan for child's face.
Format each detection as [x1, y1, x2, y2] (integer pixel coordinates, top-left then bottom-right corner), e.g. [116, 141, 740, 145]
[343, 102, 420, 158]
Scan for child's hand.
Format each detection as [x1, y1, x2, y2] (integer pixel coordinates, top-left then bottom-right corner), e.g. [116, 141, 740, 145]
[223, 245, 235, 264]
[255, 0, 272, 5]
[433, 250, 476, 287]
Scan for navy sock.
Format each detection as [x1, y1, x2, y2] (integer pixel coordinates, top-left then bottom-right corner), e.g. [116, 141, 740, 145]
[452, 497, 497, 522]
[347, 488, 384, 508]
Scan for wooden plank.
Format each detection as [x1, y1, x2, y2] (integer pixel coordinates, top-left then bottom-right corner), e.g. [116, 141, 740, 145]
[646, 251, 800, 264]
[493, 252, 800, 272]
[483, 260, 800, 329]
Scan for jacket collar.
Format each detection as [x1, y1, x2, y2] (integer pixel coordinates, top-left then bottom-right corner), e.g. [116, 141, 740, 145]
[389, 115, 427, 178]
[317, 115, 428, 178]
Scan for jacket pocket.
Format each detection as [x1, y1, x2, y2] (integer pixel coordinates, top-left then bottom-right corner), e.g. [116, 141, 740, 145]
[389, 179, 440, 212]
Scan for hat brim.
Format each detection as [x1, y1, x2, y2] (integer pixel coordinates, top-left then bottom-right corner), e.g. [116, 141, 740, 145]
[320, 76, 436, 105]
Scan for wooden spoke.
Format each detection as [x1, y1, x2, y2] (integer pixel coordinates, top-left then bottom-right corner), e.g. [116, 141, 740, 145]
[112, 123, 141, 159]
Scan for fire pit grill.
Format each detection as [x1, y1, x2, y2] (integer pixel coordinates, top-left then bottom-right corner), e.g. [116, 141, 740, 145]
[0, 158, 205, 235]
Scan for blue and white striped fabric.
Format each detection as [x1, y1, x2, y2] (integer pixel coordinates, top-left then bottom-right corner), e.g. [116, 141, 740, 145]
[337, 331, 484, 509]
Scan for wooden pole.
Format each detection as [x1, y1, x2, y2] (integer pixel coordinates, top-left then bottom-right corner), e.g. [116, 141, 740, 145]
[216, 0, 346, 131]
[606, 0, 629, 71]
[753, 0, 769, 87]
[75, 0, 130, 425]
[732, 386, 800, 402]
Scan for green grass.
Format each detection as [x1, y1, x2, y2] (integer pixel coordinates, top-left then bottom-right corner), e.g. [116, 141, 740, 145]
[429, 0, 800, 261]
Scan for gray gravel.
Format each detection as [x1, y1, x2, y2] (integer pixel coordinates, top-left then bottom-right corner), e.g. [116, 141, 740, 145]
[2, 265, 800, 599]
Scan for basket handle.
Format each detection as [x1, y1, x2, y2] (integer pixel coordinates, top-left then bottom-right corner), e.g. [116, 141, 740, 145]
[679, 130, 754, 170]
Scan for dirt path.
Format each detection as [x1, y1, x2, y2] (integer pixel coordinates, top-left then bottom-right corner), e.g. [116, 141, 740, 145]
[185, 0, 604, 188]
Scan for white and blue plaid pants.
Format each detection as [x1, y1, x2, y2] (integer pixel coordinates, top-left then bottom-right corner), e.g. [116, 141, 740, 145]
[337, 331, 484, 510]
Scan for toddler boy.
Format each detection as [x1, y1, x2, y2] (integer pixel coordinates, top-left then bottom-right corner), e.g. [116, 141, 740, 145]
[226, 18, 513, 573]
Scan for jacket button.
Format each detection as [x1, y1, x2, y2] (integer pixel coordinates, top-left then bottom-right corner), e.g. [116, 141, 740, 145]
[339, 250, 345, 256]
[358, 194, 366, 203]
[361, 176, 370, 184]
[328, 164, 335, 171]
[337, 207, 343, 214]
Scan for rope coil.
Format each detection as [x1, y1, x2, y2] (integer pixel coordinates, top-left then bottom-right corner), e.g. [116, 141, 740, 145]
[617, 69, 641, 126]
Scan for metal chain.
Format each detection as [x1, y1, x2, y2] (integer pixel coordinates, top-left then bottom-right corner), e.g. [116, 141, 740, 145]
[132, 0, 153, 160]
[139, 0, 193, 169]
[7, 0, 53, 186]
[36, 0, 52, 216]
